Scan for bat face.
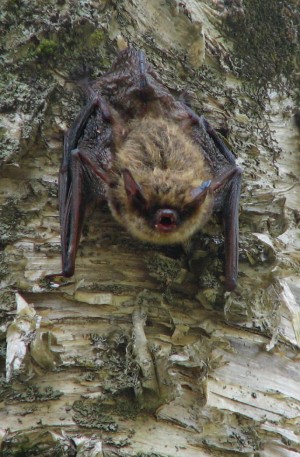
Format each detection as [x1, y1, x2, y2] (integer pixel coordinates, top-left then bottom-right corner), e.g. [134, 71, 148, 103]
[107, 117, 214, 244]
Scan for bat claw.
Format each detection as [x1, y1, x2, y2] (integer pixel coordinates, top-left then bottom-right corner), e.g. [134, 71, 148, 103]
[45, 267, 74, 281]
[44, 272, 64, 281]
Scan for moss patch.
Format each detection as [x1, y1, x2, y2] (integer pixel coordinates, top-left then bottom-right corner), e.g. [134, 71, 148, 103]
[223, 0, 299, 90]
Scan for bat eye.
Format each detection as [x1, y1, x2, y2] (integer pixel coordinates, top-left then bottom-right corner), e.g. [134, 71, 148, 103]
[154, 209, 178, 232]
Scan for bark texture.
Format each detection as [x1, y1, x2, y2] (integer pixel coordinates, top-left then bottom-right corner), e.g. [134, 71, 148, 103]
[0, 1, 299, 456]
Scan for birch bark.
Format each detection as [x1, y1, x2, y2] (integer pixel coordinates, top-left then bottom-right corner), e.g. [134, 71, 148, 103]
[0, 1, 299, 456]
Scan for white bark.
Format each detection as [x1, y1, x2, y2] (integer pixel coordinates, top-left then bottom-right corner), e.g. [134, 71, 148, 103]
[0, 0, 299, 456]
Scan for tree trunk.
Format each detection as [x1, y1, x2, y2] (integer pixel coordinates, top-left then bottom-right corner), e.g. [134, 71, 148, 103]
[1, 0, 299, 456]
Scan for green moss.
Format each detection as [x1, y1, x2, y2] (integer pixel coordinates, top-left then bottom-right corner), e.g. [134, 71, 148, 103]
[223, 0, 299, 90]
[36, 39, 58, 57]
[87, 30, 106, 48]
[26, 38, 59, 64]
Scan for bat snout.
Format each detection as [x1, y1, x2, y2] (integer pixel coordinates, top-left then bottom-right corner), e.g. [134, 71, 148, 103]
[154, 209, 178, 232]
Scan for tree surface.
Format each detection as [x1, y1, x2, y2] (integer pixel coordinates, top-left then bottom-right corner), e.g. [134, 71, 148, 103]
[0, 1, 299, 456]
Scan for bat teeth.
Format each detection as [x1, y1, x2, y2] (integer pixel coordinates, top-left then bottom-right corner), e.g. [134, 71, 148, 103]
[154, 208, 177, 232]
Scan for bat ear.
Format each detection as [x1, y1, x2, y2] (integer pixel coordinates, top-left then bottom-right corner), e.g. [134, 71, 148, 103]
[122, 168, 147, 208]
[190, 180, 211, 205]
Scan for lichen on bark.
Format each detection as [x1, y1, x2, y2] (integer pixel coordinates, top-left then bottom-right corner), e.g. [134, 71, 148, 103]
[0, 0, 300, 456]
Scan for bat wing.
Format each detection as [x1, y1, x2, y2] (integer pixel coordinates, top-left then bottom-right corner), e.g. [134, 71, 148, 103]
[58, 96, 112, 277]
[185, 113, 241, 290]
[199, 117, 242, 290]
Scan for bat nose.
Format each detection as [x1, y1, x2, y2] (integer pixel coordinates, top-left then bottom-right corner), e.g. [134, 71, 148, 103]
[154, 209, 178, 232]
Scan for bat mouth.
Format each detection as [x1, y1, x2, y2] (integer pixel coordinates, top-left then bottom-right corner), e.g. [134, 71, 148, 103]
[154, 209, 178, 232]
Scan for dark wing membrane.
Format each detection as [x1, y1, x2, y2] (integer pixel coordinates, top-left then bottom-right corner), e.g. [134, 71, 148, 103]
[223, 169, 241, 290]
[179, 108, 242, 290]
[200, 117, 241, 290]
[58, 96, 112, 277]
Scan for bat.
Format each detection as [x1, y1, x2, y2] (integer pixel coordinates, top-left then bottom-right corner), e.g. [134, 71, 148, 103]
[50, 48, 242, 290]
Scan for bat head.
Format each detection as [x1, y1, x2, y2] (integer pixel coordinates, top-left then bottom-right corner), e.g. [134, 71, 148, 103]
[108, 168, 213, 244]
[106, 117, 214, 244]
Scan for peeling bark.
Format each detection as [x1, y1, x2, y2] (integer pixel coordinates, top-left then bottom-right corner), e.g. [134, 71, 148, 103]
[0, 0, 299, 456]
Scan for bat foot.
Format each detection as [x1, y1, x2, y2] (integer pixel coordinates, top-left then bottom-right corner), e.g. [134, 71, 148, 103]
[45, 267, 74, 281]
[44, 272, 65, 282]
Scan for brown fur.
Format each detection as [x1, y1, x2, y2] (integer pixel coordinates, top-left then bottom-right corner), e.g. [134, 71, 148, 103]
[107, 116, 214, 244]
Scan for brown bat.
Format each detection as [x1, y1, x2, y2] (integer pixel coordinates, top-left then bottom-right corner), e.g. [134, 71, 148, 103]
[52, 48, 242, 290]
